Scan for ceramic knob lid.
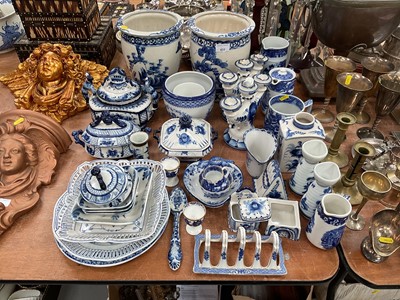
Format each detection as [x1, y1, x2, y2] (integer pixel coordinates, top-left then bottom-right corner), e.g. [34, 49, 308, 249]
[239, 197, 271, 222]
[239, 77, 257, 95]
[235, 58, 254, 71]
[96, 67, 142, 105]
[80, 164, 129, 205]
[253, 73, 271, 86]
[219, 71, 239, 86]
[220, 96, 241, 112]
[269, 67, 296, 81]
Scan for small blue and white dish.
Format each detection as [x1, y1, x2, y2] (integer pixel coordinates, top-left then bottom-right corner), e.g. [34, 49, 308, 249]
[183, 157, 243, 208]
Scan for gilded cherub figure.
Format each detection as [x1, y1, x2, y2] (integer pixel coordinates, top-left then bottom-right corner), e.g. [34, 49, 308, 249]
[0, 43, 108, 123]
[0, 110, 71, 234]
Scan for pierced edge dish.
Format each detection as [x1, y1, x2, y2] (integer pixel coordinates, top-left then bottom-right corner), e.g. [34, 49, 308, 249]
[183, 159, 243, 208]
[53, 160, 165, 243]
[54, 191, 170, 267]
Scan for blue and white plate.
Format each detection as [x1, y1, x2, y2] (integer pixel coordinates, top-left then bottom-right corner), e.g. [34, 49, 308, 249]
[54, 160, 166, 243]
[54, 191, 169, 267]
[183, 157, 243, 208]
[252, 159, 287, 200]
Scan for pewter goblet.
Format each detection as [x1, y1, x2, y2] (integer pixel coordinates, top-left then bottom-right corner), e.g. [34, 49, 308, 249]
[346, 170, 392, 231]
[357, 71, 400, 140]
[325, 72, 373, 142]
[312, 56, 356, 123]
[351, 57, 395, 124]
[361, 207, 400, 263]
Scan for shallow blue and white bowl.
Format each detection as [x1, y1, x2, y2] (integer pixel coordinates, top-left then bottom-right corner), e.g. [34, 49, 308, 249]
[162, 71, 215, 119]
[188, 11, 255, 90]
[0, 0, 24, 54]
[118, 9, 183, 88]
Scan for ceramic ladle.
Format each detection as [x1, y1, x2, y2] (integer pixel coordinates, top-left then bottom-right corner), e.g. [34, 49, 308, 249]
[168, 187, 188, 271]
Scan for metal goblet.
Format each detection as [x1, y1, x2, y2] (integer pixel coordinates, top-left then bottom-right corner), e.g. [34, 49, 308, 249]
[352, 57, 395, 124]
[361, 207, 400, 263]
[346, 170, 392, 231]
[312, 56, 356, 123]
[357, 71, 400, 140]
[325, 72, 373, 142]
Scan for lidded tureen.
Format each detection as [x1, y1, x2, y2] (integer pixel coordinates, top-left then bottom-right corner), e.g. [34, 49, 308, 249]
[154, 115, 216, 161]
[72, 111, 141, 159]
[80, 164, 131, 206]
[82, 67, 158, 127]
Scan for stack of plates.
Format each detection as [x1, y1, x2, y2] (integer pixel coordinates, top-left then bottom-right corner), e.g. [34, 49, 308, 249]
[52, 159, 169, 267]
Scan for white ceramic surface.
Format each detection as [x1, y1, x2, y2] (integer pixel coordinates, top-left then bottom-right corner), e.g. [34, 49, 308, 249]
[118, 9, 183, 88]
[261, 36, 290, 72]
[244, 128, 277, 178]
[188, 11, 255, 86]
[0, 1, 24, 54]
[162, 71, 215, 119]
[183, 201, 206, 235]
[161, 156, 180, 187]
[130, 131, 149, 159]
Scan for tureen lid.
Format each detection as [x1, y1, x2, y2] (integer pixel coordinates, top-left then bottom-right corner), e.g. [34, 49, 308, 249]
[96, 68, 142, 105]
[81, 111, 140, 146]
[80, 164, 129, 205]
[239, 197, 271, 222]
[269, 67, 296, 81]
[157, 115, 213, 159]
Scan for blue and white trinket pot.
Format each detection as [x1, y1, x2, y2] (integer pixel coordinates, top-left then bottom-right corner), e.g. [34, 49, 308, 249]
[277, 112, 325, 172]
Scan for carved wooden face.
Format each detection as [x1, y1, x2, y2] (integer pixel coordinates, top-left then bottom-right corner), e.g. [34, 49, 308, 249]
[37, 51, 64, 83]
[0, 138, 27, 176]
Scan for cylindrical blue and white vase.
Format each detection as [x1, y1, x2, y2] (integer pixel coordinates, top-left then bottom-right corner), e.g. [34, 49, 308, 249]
[299, 161, 341, 218]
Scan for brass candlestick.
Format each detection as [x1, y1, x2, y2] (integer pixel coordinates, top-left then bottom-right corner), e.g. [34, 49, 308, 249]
[323, 112, 357, 168]
[333, 141, 376, 205]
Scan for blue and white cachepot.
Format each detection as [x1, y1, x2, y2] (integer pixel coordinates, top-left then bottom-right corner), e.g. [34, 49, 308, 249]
[306, 193, 352, 250]
[188, 11, 255, 92]
[117, 10, 183, 88]
[260, 36, 290, 72]
[276, 112, 325, 173]
[0, 0, 24, 54]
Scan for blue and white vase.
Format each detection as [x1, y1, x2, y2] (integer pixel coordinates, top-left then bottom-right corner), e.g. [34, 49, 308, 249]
[188, 11, 255, 92]
[306, 193, 352, 250]
[289, 139, 328, 195]
[300, 161, 341, 219]
[277, 112, 324, 173]
[117, 10, 183, 88]
[0, 0, 24, 54]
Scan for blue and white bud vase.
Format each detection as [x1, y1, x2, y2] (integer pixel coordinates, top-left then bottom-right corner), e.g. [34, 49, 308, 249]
[306, 193, 352, 250]
[299, 161, 341, 219]
[289, 139, 328, 195]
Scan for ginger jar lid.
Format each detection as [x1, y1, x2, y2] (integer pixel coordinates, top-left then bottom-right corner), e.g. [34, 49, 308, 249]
[239, 197, 271, 222]
[96, 67, 142, 105]
[269, 67, 296, 81]
[80, 164, 129, 205]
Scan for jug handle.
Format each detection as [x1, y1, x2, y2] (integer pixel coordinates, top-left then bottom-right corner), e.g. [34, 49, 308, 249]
[303, 98, 313, 113]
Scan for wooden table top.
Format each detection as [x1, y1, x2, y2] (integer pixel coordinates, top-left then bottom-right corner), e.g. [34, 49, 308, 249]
[0, 48, 397, 286]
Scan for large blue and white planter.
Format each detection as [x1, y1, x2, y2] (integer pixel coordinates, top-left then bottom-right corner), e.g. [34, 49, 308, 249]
[188, 11, 255, 91]
[118, 9, 183, 88]
[0, 0, 24, 54]
[306, 193, 352, 250]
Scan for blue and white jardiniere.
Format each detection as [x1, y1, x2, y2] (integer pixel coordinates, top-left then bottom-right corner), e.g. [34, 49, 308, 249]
[300, 161, 341, 219]
[289, 139, 328, 195]
[118, 9, 183, 88]
[188, 11, 255, 91]
[277, 111, 325, 173]
[260, 36, 290, 72]
[0, 0, 24, 54]
[306, 193, 352, 250]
